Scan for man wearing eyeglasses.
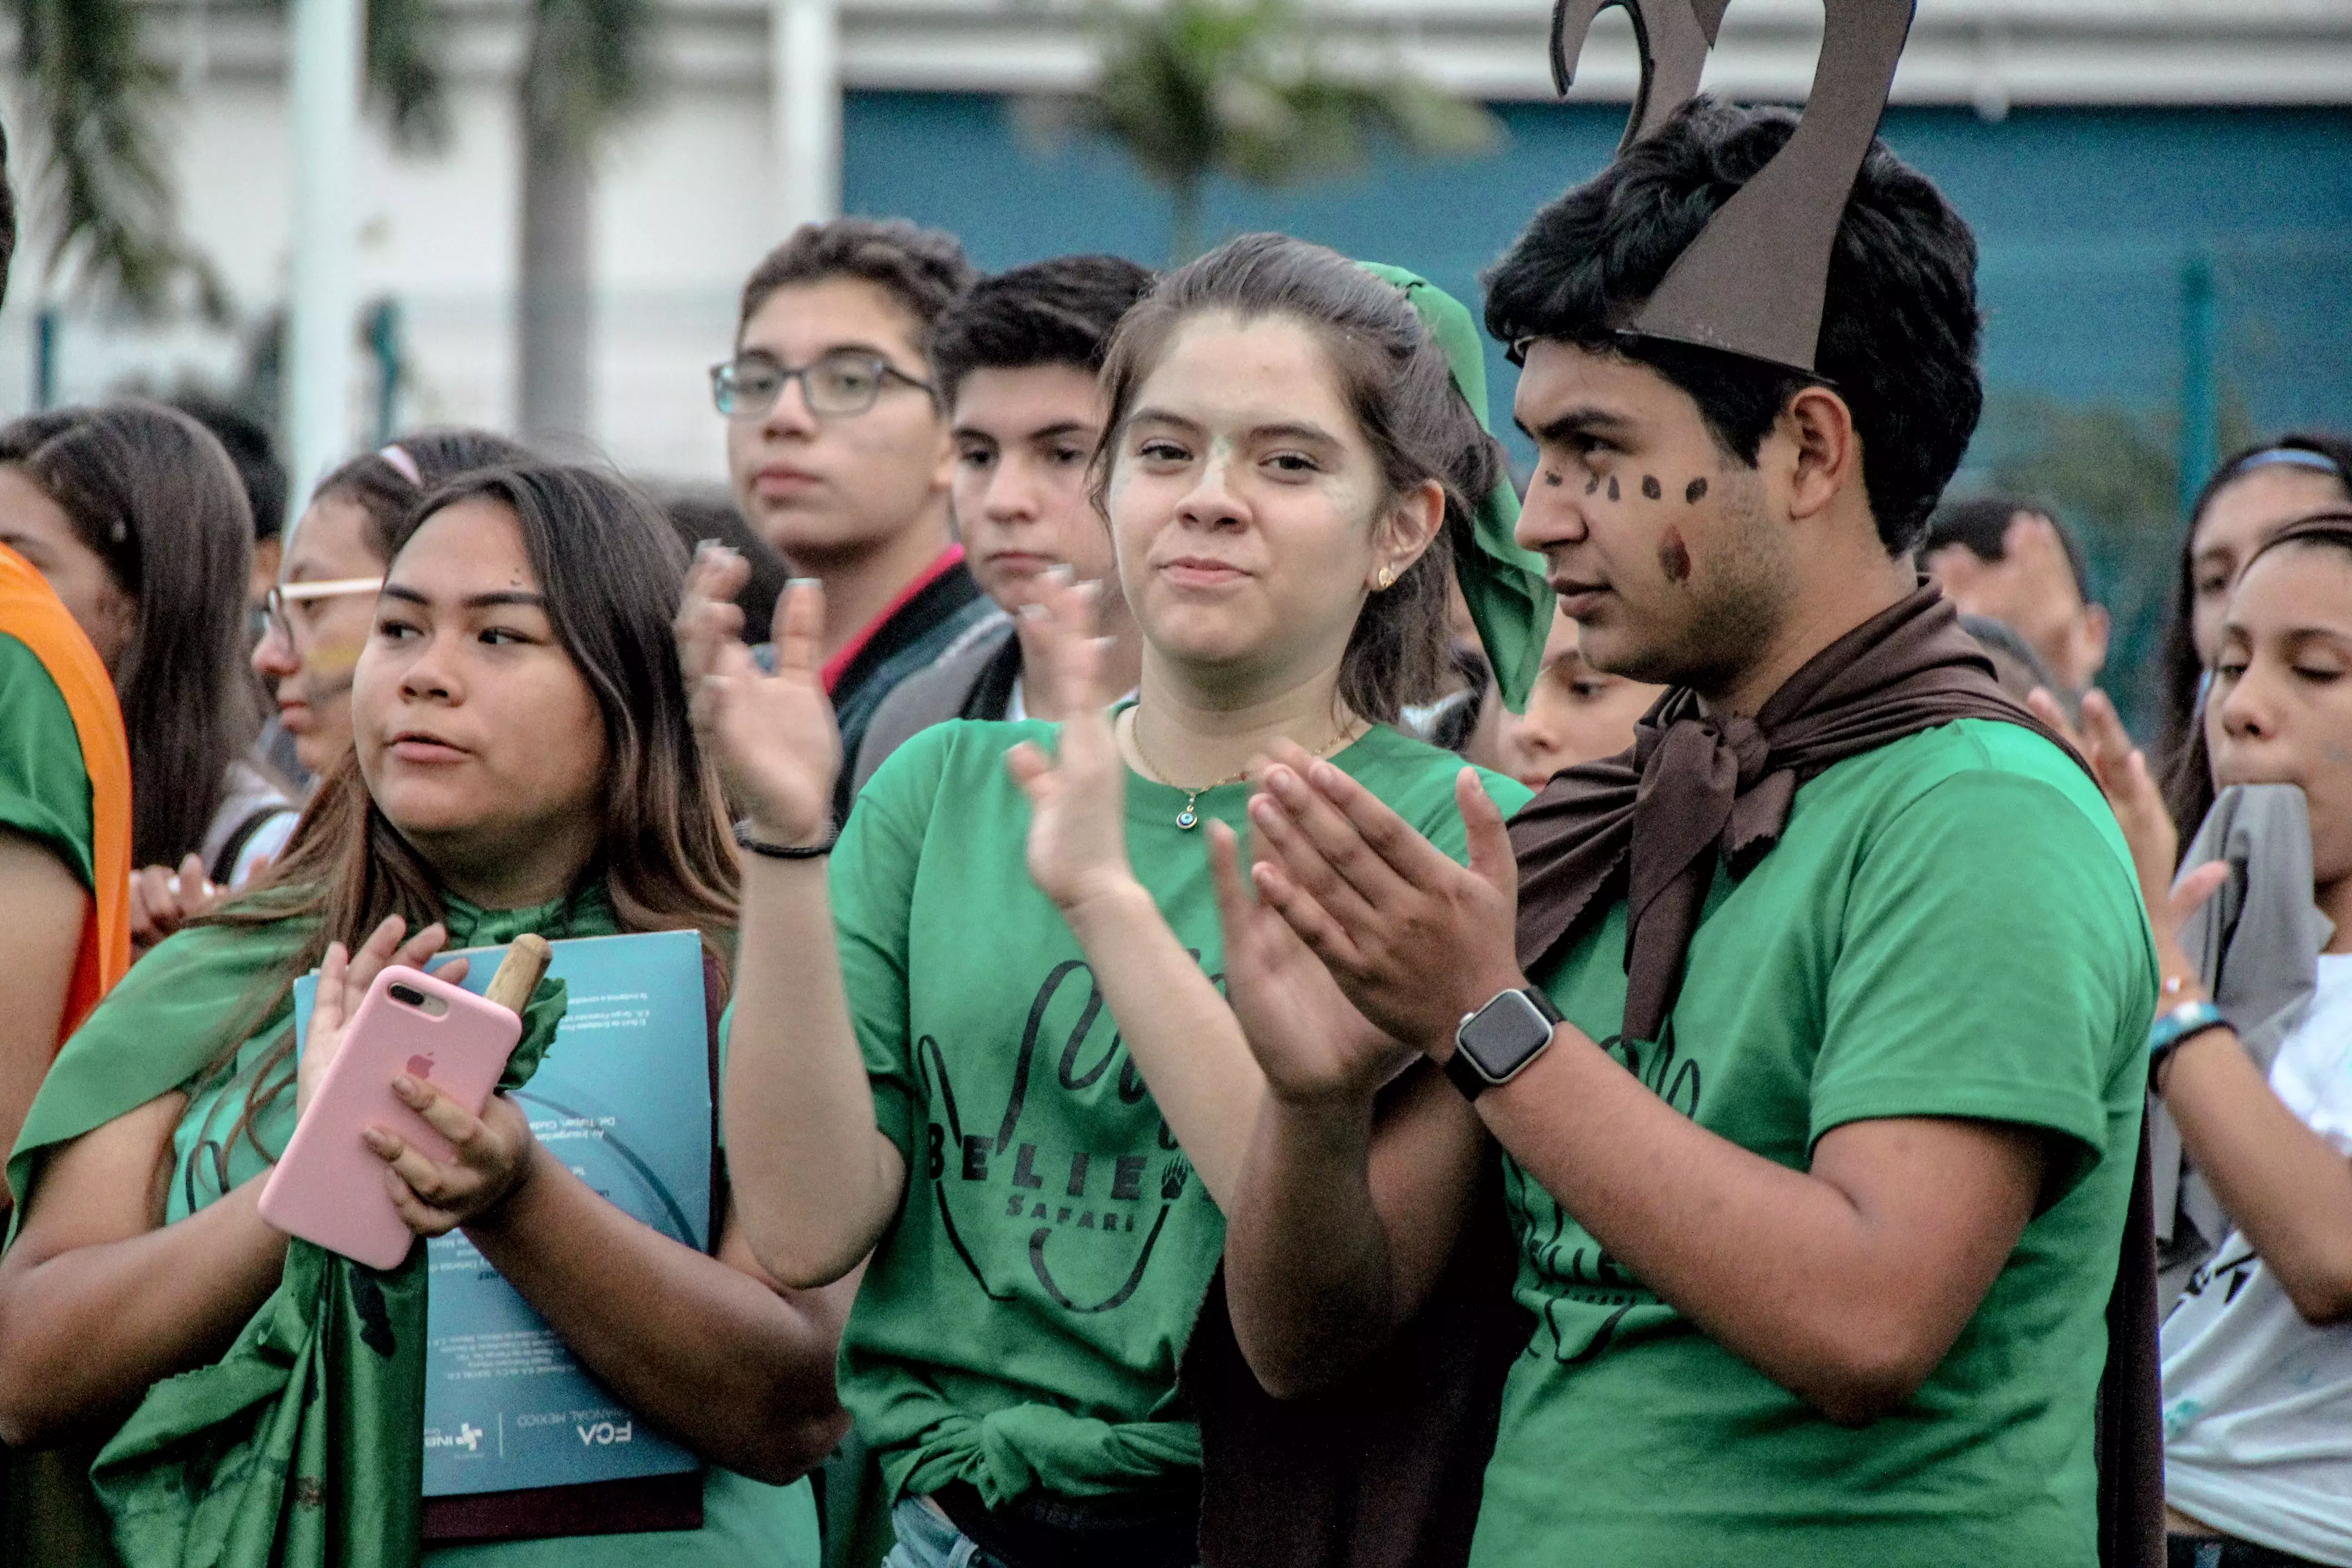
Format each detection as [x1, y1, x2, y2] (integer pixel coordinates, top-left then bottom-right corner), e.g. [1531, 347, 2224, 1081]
[716, 217, 996, 826]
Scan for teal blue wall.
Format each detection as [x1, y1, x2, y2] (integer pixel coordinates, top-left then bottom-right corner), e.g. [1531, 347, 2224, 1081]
[842, 93, 2352, 470]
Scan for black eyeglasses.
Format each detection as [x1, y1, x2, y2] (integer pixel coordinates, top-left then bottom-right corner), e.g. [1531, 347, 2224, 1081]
[709, 350, 935, 421]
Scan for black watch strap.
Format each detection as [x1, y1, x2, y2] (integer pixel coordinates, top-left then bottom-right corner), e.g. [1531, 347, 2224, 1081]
[1443, 1045, 1499, 1101]
[1445, 986, 1564, 1101]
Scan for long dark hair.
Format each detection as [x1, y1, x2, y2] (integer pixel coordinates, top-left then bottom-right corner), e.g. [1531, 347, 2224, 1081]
[2158, 433, 2352, 838]
[6, 402, 259, 867]
[205, 463, 740, 1149]
[1088, 233, 1497, 724]
[304, 429, 535, 561]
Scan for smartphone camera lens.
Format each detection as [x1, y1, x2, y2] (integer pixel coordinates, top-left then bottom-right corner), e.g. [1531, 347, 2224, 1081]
[388, 982, 428, 1007]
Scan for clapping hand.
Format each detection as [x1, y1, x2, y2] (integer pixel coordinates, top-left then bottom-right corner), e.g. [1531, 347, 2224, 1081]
[1246, 750, 1527, 1057]
[1209, 818, 1413, 1108]
[1004, 570, 1133, 915]
[130, 854, 220, 956]
[2031, 686, 2226, 989]
[676, 545, 838, 848]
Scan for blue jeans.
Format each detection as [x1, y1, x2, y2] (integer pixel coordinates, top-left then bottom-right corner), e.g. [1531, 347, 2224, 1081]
[881, 1497, 1001, 1568]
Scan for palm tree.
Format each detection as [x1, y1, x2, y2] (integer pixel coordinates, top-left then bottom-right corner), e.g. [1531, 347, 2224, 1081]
[514, 0, 658, 444]
[1059, 0, 1502, 261]
[2, 0, 656, 439]
[4, 0, 217, 315]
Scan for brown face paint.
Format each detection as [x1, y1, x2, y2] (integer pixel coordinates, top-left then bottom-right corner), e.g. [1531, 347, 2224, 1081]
[1686, 477, 1708, 504]
[1544, 470, 1564, 487]
[1586, 474, 1601, 495]
[1607, 476, 1621, 502]
[1658, 525, 1692, 584]
[1641, 475, 1662, 500]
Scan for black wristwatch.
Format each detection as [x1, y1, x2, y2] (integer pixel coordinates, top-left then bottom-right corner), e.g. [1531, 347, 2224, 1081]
[1444, 985, 1563, 1101]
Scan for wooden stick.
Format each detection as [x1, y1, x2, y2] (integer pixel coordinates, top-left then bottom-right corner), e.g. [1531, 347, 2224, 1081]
[482, 933, 553, 1015]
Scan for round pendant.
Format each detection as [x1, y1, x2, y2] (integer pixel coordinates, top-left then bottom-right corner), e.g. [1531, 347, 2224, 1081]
[1175, 807, 1199, 830]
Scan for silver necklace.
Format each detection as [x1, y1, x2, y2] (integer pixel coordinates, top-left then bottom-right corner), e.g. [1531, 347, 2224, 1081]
[1127, 710, 1361, 830]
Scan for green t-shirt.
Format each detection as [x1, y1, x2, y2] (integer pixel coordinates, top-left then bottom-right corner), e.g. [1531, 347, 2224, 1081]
[828, 717, 1531, 1509]
[1470, 719, 2157, 1568]
[0, 630, 94, 890]
[149, 893, 816, 1568]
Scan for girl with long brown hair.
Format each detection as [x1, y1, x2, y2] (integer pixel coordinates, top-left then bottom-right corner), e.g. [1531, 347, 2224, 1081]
[688, 234, 1541, 1568]
[0, 464, 848, 1568]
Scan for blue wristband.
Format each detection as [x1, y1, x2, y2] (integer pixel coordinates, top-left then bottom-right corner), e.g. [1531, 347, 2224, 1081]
[2147, 999, 2228, 1086]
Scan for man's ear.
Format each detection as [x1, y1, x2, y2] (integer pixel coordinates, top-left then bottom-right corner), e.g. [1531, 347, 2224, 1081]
[928, 406, 957, 495]
[1778, 386, 1861, 524]
[2081, 602, 2112, 672]
[1370, 478, 1447, 591]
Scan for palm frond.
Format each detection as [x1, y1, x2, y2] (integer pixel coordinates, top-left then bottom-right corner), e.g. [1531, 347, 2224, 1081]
[6, 0, 214, 315]
[524, 0, 660, 154]
[1062, 0, 1500, 251]
[365, 0, 453, 151]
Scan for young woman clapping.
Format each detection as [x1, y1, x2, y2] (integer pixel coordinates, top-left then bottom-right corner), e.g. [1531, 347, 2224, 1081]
[688, 234, 1533, 1568]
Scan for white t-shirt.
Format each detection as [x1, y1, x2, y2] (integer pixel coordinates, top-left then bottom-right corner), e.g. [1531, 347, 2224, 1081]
[2162, 951, 2352, 1564]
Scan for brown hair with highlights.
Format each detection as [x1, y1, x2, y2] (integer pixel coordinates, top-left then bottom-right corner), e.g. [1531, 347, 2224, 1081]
[1088, 232, 1498, 724]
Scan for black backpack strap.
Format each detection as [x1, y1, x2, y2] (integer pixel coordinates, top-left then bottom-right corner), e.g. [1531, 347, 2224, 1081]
[208, 803, 296, 886]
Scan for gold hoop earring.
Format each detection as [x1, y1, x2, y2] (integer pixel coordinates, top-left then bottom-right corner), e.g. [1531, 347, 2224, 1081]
[1376, 564, 1396, 591]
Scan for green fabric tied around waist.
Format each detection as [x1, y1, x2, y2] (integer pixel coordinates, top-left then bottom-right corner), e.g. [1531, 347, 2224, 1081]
[1356, 261, 1553, 714]
[891, 1404, 1202, 1511]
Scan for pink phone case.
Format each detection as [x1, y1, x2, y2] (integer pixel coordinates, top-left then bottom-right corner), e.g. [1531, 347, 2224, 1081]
[258, 963, 522, 1270]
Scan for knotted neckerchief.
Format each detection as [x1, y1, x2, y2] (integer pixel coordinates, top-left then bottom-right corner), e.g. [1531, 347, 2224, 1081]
[1510, 580, 2087, 1039]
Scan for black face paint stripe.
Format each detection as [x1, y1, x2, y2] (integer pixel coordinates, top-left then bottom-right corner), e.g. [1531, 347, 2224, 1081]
[1641, 475, 1662, 500]
[1686, 477, 1708, 504]
[1607, 476, 1621, 501]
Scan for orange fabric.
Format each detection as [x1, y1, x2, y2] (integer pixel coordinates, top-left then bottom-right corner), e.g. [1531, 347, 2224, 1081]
[0, 544, 132, 1045]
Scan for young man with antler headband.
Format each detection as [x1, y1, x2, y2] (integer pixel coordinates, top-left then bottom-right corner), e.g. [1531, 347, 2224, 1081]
[1208, 7, 2160, 1565]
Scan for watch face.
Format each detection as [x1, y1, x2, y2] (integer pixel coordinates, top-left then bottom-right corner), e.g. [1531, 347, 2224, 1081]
[1460, 990, 1557, 1083]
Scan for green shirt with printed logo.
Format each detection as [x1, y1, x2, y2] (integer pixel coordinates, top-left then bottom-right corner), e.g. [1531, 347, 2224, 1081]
[829, 716, 1530, 1510]
[1468, 719, 2157, 1568]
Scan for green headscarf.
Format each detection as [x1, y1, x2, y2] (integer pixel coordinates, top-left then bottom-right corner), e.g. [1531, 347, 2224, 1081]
[1356, 262, 1553, 713]
[7, 897, 579, 1568]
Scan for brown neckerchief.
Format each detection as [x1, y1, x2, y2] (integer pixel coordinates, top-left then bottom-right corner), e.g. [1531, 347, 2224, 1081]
[1500, 579, 2160, 1568]
[1511, 579, 2086, 1036]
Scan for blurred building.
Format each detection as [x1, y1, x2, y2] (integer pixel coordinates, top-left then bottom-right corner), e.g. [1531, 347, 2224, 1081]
[0, 0, 2347, 498]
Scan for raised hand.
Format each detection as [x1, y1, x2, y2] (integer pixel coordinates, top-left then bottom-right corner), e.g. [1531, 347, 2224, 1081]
[1209, 818, 1412, 1107]
[677, 544, 838, 845]
[2034, 685, 2227, 985]
[297, 916, 467, 1118]
[1004, 571, 1133, 914]
[1248, 753, 1526, 1056]
[129, 854, 219, 956]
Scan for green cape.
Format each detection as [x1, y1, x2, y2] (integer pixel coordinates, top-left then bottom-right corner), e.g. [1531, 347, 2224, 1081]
[6, 894, 590, 1568]
[1356, 262, 1553, 713]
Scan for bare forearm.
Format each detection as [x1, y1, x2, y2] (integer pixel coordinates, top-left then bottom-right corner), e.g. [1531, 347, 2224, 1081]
[0, 1181, 287, 1446]
[465, 1148, 848, 1481]
[1061, 881, 1264, 1206]
[1224, 1094, 1394, 1397]
[0, 841, 88, 1178]
[2163, 1029, 2352, 1322]
[726, 858, 905, 1283]
[1475, 1030, 2018, 1423]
